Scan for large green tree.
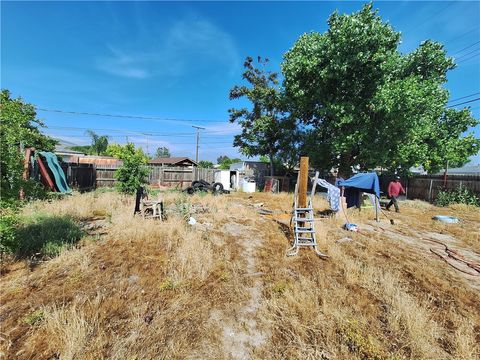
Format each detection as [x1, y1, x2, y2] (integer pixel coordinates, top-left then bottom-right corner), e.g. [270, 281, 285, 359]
[282, 4, 478, 174]
[229, 56, 297, 176]
[0, 90, 56, 203]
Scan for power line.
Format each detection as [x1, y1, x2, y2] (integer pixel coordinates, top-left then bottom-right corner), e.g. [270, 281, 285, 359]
[45, 125, 236, 137]
[36, 107, 228, 123]
[448, 92, 480, 104]
[446, 97, 480, 108]
[444, 28, 479, 46]
[455, 47, 480, 61]
[404, 2, 454, 33]
[451, 41, 480, 56]
[457, 52, 480, 64]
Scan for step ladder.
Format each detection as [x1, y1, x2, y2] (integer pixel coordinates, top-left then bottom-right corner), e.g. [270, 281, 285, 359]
[286, 172, 328, 258]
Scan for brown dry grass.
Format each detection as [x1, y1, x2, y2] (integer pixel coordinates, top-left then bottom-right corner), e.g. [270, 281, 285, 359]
[1, 190, 479, 359]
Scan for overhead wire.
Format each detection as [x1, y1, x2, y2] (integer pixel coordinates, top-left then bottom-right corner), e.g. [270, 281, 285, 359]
[45, 125, 237, 137]
[447, 92, 480, 104]
[36, 107, 228, 123]
[451, 40, 480, 56]
[456, 52, 480, 64]
[446, 97, 480, 108]
[455, 47, 480, 61]
[403, 2, 454, 33]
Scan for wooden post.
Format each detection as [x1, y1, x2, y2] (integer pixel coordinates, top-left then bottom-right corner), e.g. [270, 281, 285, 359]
[298, 156, 309, 208]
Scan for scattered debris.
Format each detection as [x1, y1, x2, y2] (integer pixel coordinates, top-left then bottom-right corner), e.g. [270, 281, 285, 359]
[144, 313, 154, 324]
[343, 223, 359, 232]
[257, 208, 274, 215]
[252, 202, 264, 208]
[188, 217, 197, 225]
[184, 179, 229, 195]
[432, 215, 459, 223]
[336, 237, 354, 244]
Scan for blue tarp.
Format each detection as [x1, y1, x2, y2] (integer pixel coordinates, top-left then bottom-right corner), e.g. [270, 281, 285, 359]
[337, 173, 380, 208]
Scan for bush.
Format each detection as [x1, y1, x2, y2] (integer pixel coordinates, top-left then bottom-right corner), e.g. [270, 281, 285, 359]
[435, 186, 479, 207]
[0, 208, 20, 254]
[12, 215, 84, 258]
[107, 143, 150, 194]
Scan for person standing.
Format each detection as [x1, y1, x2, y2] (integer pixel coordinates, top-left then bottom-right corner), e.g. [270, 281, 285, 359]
[387, 176, 405, 212]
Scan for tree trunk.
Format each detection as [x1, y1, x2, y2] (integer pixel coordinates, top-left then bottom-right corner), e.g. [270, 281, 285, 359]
[269, 153, 275, 177]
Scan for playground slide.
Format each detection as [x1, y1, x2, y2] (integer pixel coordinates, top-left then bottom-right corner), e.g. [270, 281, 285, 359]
[39, 152, 72, 193]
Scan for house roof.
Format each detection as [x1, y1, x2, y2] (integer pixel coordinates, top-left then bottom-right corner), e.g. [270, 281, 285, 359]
[436, 165, 480, 175]
[149, 157, 198, 166]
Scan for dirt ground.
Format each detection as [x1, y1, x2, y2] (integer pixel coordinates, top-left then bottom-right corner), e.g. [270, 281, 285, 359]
[1, 190, 479, 359]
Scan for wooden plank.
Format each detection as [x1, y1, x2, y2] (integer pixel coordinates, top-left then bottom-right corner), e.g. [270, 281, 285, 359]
[298, 156, 309, 208]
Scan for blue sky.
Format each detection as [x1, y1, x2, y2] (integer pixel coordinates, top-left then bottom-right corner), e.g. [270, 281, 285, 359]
[1, 1, 479, 164]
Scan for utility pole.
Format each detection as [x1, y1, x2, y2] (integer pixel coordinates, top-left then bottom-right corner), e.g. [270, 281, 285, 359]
[192, 125, 205, 163]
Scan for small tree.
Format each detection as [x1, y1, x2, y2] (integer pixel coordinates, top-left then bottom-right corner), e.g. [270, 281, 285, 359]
[86, 130, 109, 155]
[219, 157, 242, 170]
[0, 90, 56, 204]
[155, 146, 171, 158]
[198, 160, 214, 169]
[107, 143, 150, 194]
[217, 155, 230, 164]
[229, 56, 295, 176]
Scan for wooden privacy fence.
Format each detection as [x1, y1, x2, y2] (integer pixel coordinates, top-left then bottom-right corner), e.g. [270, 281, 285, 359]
[60, 163, 96, 190]
[405, 175, 480, 202]
[94, 165, 218, 188]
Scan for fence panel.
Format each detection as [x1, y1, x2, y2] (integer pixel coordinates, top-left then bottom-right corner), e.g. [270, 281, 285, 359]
[94, 165, 218, 188]
[60, 163, 96, 190]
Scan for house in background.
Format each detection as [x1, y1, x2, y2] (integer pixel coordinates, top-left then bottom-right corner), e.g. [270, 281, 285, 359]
[149, 157, 198, 167]
[435, 165, 480, 176]
[230, 160, 271, 189]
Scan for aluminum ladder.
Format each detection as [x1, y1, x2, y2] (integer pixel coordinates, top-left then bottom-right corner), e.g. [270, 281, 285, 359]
[286, 172, 328, 258]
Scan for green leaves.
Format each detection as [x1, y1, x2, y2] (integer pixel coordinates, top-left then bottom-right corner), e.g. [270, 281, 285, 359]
[106, 143, 150, 194]
[229, 56, 299, 175]
[281, 3, 478, 174]
[0, 89, 57, 204]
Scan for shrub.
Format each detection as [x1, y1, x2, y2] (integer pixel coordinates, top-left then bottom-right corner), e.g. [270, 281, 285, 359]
[0, 208, 20, 254]
[435, 186, 479, 207]
[14, 215, 84, 258]
[107, 143, 150, 194]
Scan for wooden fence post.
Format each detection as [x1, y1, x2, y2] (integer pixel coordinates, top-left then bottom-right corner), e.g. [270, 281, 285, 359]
[298, 157, 309, 208]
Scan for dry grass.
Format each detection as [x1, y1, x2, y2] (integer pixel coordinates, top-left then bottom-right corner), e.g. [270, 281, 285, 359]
[1, 190, 479, 359]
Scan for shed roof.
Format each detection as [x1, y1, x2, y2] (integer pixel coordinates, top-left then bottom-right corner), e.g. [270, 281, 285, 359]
[149, 157, 198, 166]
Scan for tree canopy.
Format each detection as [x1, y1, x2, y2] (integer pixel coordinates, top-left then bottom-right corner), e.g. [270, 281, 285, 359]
[282, 3, 479, 174]
[155, 146, 171, 158]
[229, 56, 298, 176]
[0, 89, 56, 204]
[198, 160, 214, 169]
[217, 156, 242, 170]
[86, 130, 109, 155]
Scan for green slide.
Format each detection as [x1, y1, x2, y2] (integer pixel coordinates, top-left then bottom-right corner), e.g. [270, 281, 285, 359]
[39, 151, 72, 193]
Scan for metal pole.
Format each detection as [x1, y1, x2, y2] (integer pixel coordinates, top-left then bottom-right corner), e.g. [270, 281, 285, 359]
[192, 125, 205, 163]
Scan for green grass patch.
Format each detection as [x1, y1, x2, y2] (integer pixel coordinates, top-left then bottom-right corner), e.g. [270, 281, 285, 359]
[13, 214, 84, 258]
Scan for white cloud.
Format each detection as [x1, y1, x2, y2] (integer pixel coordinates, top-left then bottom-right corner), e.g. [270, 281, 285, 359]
[96, 17, 239, 79]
